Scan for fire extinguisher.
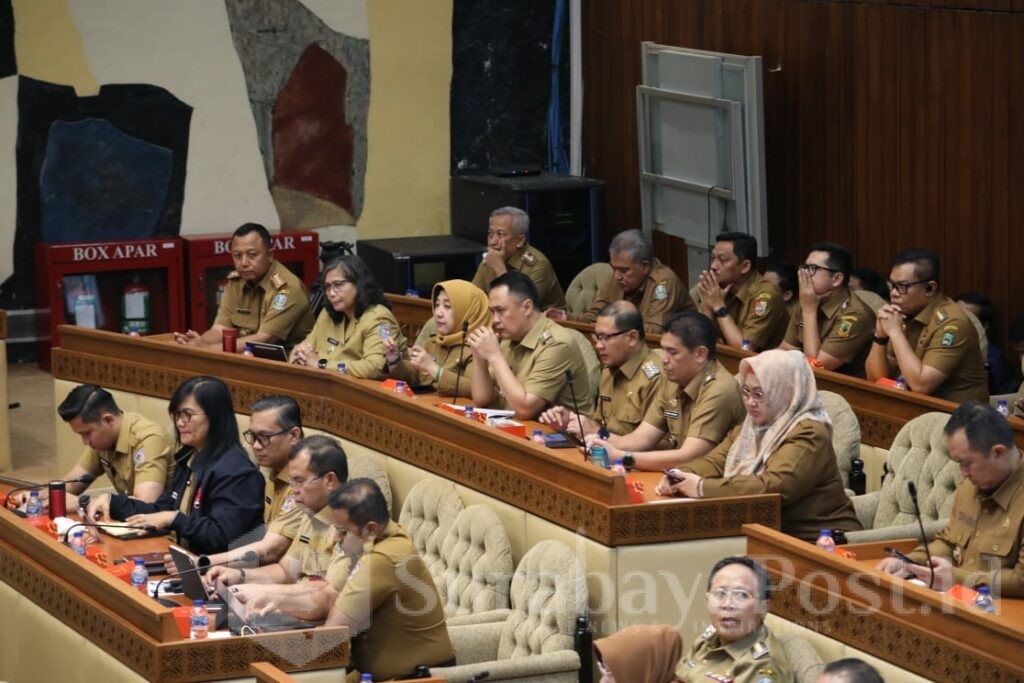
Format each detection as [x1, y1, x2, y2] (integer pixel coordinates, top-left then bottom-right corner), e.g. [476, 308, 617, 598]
[121, 275, 150, 334]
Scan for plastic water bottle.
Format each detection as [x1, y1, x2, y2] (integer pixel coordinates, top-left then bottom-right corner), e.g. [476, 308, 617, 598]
[190, 600, 209, 639]
[531, 429, 546, 445]
[130, 557, 148, 593]
[815, 529, 836, 553]
[464, 405, 475, 421]
[359, 674, 373, 682]
[975, 586, 995, 613]
[895, 376, 907, 391]
[242, 343, 254, 357]
[336, 361, 348, 374]
[394, 380, 408, 395]
[70, 530, 87, 556]
[997, 400, 1010, 417]
[741, 339, 752, 351]
[589, 445, 610, 469]
[610, 458, 626, 475]
[25, 490, 42, 517]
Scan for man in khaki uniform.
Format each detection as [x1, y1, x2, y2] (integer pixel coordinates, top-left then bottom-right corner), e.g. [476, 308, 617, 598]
[206, 435, 348, 596]
[540, 301, 665, 440]
[14, 384, 174, 511]
[779, 242, 875, 378]
[204, 396, 305, 568]
[548, 229, 693, 333]
[878, 402, 1024, 597]
[471, 206, 565, 310]
[174, 223, 314, 352]
[698, 232, 788, 351]
[866, 249, 988, 403]
[590, 311, 745, 472]
[469, 271, 593, 419]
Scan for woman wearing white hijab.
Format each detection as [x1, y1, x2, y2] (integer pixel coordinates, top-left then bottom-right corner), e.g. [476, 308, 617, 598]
[657, 349, 861, 540]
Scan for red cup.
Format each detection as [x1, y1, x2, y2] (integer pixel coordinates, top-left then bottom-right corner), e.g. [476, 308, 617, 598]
[172, 606, 191, 638]
[222, 328, 238, 353]
[48, 480, 66, 519]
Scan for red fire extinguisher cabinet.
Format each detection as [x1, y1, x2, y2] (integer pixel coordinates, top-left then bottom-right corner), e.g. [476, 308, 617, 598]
[34, 237, 187, 371]
[183, 231, 320, 332]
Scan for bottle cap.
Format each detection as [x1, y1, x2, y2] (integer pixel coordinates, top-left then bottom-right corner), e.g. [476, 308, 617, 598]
[134, 557, 145, 565]
[193, 599, 205, 607]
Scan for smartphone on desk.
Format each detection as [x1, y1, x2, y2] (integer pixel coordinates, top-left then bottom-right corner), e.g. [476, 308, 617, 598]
[123, 551, 167, 570]
[544, 431, 584, 449]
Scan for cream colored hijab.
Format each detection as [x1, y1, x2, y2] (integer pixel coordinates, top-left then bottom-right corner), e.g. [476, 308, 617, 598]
[431, 279, 491, 348]
[723, 349, 831, 478]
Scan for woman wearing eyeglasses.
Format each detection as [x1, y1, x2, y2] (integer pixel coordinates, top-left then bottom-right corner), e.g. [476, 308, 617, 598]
[85, 376, 265, 556]
[656, 349, 861, 541]
[290, 254, 407, 379]
[381, 279, 490, 396]
[593, 556, 820, 682]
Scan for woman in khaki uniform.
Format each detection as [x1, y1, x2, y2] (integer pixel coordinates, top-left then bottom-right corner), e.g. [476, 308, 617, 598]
[290, 255, 406, 379]
[658, 349, 862, 541]
[382, 279, 491, 397]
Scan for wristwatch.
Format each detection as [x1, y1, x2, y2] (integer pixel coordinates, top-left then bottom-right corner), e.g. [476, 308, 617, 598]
[872, 335, 889, 345]
[714, 306, 729, 318]
[623, 452, 635, 469]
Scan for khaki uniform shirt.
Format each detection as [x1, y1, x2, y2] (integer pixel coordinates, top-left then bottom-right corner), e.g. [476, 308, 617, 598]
[783, 287, 876, 378]
[333, 522, 454, 680]
[389, 337, 474, 398]
[74, 412, 174, 495]
[594, 347, 667, 436]
[494, 316, 594, 416]
[264, 468, 304, 540]
[720, 272, 788, 351]
[676, 624, 795, 683]
[295, 304, 407, 379]
[913, 463, 1024, 597]
[471, 244, 566, 310]
[578, 259, 694, 334]
[886, 294, 988, 403]
[683, 419, 862, 541]
[643, 360, 745, 449]
[214, 260, 314, 351]
[284, 506, 337, 579]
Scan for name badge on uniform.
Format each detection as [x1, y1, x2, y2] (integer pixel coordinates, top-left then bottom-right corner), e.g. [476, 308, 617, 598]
[299, 534, 311, 545]
[265, 495, 273, 505]
[599, 394, 612, 402]
[326, 337, 340, 353]
[237, 308, 252, 315]
[664, 409, 680, 419]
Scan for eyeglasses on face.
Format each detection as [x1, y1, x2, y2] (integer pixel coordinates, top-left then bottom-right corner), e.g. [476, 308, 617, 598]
[324, 279, 352, 293]
[172, 409, 205, 424]
[592, 330, 630, 343]
[740, 386, 766, 403]
[289, 473, 325, 489]
[706, 588, 756, 604]
[799, 263, 839, 276]
[886, 279, 930, 295]
[242, 427, 291, 447]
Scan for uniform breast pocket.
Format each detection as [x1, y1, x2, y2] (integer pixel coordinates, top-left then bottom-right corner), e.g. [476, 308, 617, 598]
[977, 510, 1024, 571]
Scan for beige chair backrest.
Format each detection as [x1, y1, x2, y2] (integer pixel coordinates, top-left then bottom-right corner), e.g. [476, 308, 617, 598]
[398, 478, 464, 578]
[818, 390, 859, 487]
[565, 262, 612, 316]
[561, 326, 601, 402]
[347, 452, 394, 515]
[853, 289, 886, 313]
[498, 540, 587, 660]
[437, 504, 514, 616]
[873, 412, 962, 529]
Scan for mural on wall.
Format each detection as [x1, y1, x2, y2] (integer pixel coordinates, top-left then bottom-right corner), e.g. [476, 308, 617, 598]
[0, 77, 191, 308]
[225, 0, 370, 228]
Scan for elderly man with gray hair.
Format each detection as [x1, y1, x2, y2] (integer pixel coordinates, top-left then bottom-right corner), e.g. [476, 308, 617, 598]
[470, 206, 565, 310]
[549, 228, 692, 334]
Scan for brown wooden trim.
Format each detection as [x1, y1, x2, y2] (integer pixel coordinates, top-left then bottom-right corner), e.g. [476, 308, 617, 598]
[0, 309, 7, 340]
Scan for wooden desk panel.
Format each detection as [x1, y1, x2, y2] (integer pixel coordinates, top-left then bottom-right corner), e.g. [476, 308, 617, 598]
[51, 326, 781, 546]
[745, 523, 1024, 683]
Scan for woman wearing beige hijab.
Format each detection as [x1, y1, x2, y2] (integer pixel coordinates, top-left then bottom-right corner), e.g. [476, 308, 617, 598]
[656, 349, 861, 541]
[384, 280, 491, 397]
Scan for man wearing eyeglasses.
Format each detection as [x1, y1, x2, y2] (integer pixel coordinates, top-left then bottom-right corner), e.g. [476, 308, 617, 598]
[866, 249, 988, 403]
[205, 435, 348, 597]
[539, 301, 666, 440]
[203, 396, 304, 568]
[173, 223, 314, 353]
[778, 242, 875, 378]
[470, 206, 566, 310]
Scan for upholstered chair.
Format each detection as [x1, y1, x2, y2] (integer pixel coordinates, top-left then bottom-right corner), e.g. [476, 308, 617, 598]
[438, 505, 514, 626]
[397, 477, 464, 577]
[564, 262, 612, 316]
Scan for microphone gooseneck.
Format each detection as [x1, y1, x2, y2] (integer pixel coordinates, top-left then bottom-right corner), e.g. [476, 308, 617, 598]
[564, 369, 589, 459]
[451, 320, 470, 405]
[907, 481, 935, 590]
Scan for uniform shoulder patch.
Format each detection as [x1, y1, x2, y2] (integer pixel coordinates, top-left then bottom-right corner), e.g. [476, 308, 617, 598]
[271, 292, 288, 311]
[836, 317, 854, 338]
[642, 360, 661, 379]
[132, 449, 145, 466]
[653, 280, 669, 301]
[753, 292, 772, 317]
[941, 331, 956, 347]
[270, 272, 287, 289]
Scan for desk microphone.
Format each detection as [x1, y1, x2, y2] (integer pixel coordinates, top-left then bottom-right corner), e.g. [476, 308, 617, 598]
[907, 481, 935, 589]
[151, 550, 258, 599]
[468, 672, 490, 682]
[6, 473, 96, 509]
[451, 320, 470, 404]
[62, 521, 158, 544]
[564, 369, 589, 459]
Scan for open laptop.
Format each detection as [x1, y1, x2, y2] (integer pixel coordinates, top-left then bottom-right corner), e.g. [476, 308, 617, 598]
[168, 544, 228, 626]
[217, 581, 320, 634]
[247, 341, 289, 362]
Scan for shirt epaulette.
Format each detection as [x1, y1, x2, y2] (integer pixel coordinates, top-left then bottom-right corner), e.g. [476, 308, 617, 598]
[642, 360, 661, 379]
[523, 251, 537, 265]
[227, 271, 242, 280]
[270, 272, 287, 289]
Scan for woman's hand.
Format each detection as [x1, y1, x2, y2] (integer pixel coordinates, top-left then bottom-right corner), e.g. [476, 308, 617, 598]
[125, 510, 177, 531]
[291, 342, 316, 366]
[85, 493, 112, 522]
[382, 337, 401, 365]
[407, 345, 437, 376]
[655, 469, 702, 498]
